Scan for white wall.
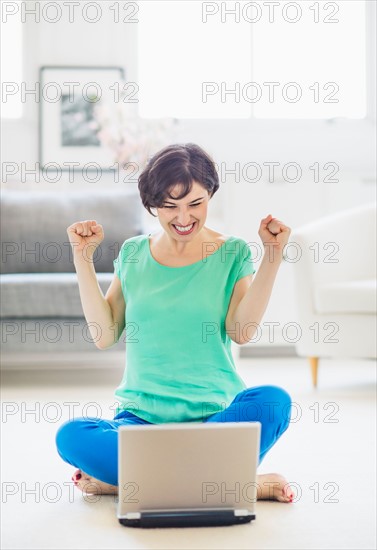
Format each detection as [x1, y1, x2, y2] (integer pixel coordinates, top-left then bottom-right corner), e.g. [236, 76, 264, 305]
[2, 1, 376, 346]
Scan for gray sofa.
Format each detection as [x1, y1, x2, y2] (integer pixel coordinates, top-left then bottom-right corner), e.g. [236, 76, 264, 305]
[0, 188, 144, 367]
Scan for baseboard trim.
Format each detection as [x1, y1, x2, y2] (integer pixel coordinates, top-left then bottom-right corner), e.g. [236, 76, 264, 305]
[239, 345, 298, 358]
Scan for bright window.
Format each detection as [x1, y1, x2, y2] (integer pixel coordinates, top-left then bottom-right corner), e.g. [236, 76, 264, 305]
[0, 1, 23, 119]
[137, 0, 367, 119]
[137, 0, 252, 118]
[252, 0, 367, 119]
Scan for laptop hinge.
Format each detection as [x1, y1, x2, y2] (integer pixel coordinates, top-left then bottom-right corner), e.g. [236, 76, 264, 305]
[121, 509, 255, 528]
[125, 508, 253, 519]
[125, 512, 141, 520]
[234, 509, 253, 516]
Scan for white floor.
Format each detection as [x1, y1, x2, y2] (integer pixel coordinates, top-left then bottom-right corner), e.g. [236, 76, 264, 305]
[1, 356, 376, 550]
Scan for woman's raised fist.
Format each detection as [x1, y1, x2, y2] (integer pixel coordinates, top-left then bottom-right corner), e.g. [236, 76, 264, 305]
[66, 220, 104, 260]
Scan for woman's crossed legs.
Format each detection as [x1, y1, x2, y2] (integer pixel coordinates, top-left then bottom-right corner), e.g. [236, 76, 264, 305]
[55, 385, 294, 502]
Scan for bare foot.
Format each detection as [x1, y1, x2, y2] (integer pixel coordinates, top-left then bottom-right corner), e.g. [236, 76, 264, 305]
[72, 469, 118, 495]
[256, 473, 294, 503]
[70, 469, 294, 502]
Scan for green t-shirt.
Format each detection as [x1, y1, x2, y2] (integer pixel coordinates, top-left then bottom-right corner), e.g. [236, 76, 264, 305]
[113, 233, 256, 424]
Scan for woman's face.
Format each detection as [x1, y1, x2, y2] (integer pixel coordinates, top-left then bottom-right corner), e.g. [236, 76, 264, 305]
[156, 181, 210, 239]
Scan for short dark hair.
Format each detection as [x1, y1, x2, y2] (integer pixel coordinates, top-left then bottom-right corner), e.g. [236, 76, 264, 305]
[138, 143, 220, 217]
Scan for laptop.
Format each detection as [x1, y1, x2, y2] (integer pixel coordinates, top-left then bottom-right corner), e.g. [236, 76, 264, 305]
[117, 421, 261, 528]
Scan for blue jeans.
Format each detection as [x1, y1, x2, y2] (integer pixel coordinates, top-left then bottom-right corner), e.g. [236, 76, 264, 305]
[55, 385, 291, 486]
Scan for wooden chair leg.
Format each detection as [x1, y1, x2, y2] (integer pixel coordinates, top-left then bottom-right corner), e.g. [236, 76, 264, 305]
[309, 357, 319, 387]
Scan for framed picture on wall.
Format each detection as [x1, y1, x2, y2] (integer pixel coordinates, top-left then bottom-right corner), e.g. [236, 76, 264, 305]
[39, 65, 125, 173]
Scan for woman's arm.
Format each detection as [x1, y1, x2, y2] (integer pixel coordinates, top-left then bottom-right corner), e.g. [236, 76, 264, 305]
[67, 220, 123, 350]
[74, 257, 124, 349]
[228, 252, 282, 344]
[227, 214, 291, 345]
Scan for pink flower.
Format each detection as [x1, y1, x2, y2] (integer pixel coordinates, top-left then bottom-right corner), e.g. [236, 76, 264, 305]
[92, 95, 177, 167]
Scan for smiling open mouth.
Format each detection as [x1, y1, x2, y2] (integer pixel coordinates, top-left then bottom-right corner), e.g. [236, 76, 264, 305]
[172, 222, 196, 235]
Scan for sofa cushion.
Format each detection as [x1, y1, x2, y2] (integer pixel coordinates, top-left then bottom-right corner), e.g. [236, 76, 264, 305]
[0, 318, 126, 354]
[0, 189, 143, 274]
[0, 272, 113, 318]
[313, 279, 376, 314]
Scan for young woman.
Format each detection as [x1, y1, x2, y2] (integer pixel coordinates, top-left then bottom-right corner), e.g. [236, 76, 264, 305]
[57, 143, 294, 503]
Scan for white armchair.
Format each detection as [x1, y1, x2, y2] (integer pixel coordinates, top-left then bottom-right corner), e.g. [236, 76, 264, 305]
[290, 202, 376, 387]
